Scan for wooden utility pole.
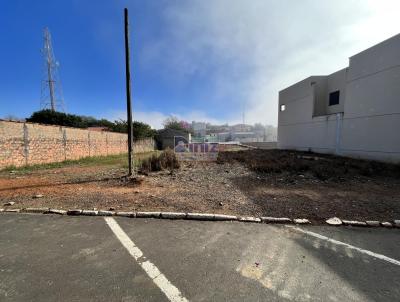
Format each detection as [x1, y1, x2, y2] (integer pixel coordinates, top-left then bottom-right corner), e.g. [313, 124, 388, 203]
[124, 8, 134, 176]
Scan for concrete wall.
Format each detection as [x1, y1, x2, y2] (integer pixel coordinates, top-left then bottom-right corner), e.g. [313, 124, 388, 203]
[242, 142, 278, 149]
[340, 35, 400, 162]
[325, 68, 347, 115]
[278, 33, 400, 163]
[0, 120, 155, 169]
[278, 76, 338, 154]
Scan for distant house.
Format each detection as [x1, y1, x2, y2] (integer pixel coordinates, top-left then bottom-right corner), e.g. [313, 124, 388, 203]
[207, 124, 230, 133]
[216, 132, 231, 142]
[191, 121, 207, 136]
[278, 33, 400, 163]
[230, 124, 253, 132]
[155, 128, 191, 150]
[231, 131, 262, 143]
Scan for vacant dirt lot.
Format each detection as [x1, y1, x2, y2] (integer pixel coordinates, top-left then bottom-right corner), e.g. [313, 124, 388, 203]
[1, 150, 399, 223]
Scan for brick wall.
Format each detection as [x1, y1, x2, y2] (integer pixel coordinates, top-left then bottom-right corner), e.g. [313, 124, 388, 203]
[0, 120, 155, 169]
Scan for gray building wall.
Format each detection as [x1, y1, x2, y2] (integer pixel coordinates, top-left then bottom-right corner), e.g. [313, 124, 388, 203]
[278, 33, 400, 163]
[155, 129, 190, 150]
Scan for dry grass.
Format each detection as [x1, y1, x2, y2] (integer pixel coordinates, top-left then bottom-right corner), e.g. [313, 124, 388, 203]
[1, 152, 160, 174]
[218, 149, 400, 181]
[139, 148, 180, 173]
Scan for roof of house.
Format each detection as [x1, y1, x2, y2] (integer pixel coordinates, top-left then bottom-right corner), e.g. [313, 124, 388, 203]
[156, 128, 189, 138]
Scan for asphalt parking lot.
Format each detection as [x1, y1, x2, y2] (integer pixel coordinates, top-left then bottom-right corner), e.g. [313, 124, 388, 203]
[0, 214, 399, 301]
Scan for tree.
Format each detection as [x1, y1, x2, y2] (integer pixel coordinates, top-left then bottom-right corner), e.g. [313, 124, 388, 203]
[25, 110, 156, 138]
[162, 116, 191, 133]
[27, 110, 83, 127]
[110, 119, 128, 133]
[109, 120, 156, 139]
[132, 121, 157, 139]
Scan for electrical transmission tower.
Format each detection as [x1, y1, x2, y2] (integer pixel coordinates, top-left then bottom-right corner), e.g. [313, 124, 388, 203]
[40, 27, 65, 112]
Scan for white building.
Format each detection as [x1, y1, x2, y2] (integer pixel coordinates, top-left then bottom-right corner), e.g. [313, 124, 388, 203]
[191, 121, 207, 136]
[278, 34, 400, 163]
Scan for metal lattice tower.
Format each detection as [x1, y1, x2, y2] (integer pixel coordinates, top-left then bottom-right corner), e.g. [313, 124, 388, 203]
[40, 27, 65, 112]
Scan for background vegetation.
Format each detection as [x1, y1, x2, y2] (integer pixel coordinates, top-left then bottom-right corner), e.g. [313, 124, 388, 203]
[26, 110, 156, 139]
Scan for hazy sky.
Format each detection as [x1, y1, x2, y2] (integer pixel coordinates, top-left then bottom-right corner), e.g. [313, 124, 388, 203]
[1, 0, 399, 128]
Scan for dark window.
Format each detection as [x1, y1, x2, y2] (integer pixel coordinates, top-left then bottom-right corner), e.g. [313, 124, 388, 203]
[329, 90, 340, 106]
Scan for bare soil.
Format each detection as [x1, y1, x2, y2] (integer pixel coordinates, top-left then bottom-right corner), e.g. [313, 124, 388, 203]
[1, 150, 399, 224]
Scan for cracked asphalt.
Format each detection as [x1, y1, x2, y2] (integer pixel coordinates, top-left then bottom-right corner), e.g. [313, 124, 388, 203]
[0, 213, 399, 301]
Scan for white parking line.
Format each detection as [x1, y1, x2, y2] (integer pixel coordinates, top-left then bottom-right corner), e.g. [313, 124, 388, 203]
[288, 226, 400, 266]
[104, 217, 188, 302]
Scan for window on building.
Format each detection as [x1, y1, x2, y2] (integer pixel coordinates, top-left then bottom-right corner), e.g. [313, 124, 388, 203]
[329, 90, 340, 106]
[280, 104, 286, 111]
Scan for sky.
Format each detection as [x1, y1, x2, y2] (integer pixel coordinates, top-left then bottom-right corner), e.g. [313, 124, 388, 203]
[1, 0, 400, 129]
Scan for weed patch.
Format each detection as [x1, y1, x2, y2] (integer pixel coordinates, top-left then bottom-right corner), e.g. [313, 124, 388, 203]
[1, 152, 159, 174]
[218, 149, 400, 181]
[139, 148, 180, 173]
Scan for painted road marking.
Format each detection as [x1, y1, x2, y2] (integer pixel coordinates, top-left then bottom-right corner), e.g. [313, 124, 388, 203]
[288, 226, 400, 266]
[104, 217, 188, 302]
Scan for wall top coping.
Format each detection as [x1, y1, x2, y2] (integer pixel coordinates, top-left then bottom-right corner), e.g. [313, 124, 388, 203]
[0, 119, 128, 135]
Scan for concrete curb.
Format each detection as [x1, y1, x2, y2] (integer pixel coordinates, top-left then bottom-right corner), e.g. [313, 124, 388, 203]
[160, 212, 187, 219]
[97, 210, 115, 216]
[261, 217, 292, 223]
[47, 209, 67, 215]
[136, 211, 160, 218]
[213, 214, 237, 221]
[293, 218, 311, 224]
[23, 207, 49, 214]
[67, 209, 82, 215]
[326, 217, 342, 226]
[366, 221, 380, 227]
[186, 213, 215, 220]
[342, 220, 368, 227]
[4, 209, 20, 213]
[0, 209, 399, 228]
[238, 217, 261, 223]
[116, 211, 136, 218]
[81, 210, 98, 216]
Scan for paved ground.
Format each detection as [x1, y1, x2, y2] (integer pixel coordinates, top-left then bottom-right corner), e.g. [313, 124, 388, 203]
[0, 214, 399, 301]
